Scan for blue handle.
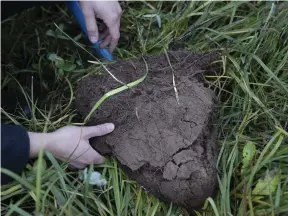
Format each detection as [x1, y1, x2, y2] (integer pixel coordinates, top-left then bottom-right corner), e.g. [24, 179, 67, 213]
[66, 1, 113, 61]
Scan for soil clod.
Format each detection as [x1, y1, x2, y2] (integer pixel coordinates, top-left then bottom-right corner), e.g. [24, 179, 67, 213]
[75, 51, 218, 211]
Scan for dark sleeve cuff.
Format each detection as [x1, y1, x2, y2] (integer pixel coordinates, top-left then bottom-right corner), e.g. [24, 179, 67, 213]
[1, 124, 30, 185]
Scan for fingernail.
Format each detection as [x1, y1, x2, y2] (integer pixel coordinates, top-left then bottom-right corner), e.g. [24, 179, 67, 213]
[89, 36, 98, 43]
[106, 123, 115, 131]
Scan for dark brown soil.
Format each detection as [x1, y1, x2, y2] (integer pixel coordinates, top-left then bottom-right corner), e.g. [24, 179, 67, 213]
[75, 51, 218, 211]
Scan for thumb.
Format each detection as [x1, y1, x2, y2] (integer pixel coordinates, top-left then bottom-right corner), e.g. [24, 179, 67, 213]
[81, 4, 98, 43]
[82, 123, 115, 139]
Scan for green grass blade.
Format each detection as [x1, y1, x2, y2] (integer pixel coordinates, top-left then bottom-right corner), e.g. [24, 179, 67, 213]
[8, 205, 32, 216]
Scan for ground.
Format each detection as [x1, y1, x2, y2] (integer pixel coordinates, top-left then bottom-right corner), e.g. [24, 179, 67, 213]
[1, 1, 288, 216]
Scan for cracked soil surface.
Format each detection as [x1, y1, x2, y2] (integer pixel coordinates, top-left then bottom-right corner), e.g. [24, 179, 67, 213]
[75, 51, 218, 211]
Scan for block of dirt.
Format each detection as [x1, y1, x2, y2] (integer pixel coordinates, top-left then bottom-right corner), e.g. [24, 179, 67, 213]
[75, 51, 218, 211]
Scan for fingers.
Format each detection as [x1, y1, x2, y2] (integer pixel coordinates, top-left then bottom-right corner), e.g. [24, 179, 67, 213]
[83, 148, 105, 164]
[107, 19, 120, 52]
[68, 164, 80, 170]
[98, 22, 106, 32]
[81, 3, 99, 43]
[101, 8, 121, 52]
[82, 123, 115, 139]
[91, 18, 119, 52]
[70, 148, 105, 169]
[80, 1, 122, 52]
[99, 21, 120, 52]
[99, 28, 109, 41]
[100, 35, 112, 49]
[90, 150, 105, 164]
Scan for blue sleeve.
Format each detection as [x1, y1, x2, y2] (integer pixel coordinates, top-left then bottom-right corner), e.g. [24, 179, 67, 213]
[1, 124, 30, 185]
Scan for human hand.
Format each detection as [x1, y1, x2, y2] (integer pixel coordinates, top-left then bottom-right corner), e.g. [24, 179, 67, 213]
[80, 1, 122, 52]
[28, 123, 115, 169]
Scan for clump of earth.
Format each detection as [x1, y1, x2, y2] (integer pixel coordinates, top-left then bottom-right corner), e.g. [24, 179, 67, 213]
[75, 51, 218, 211]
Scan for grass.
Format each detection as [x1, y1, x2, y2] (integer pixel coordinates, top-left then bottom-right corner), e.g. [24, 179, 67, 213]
[1, 1, 288, 215]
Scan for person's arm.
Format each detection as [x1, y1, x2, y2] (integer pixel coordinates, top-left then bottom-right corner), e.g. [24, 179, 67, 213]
[1, 123, 115, 185]
[1, 124, 30, 184]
